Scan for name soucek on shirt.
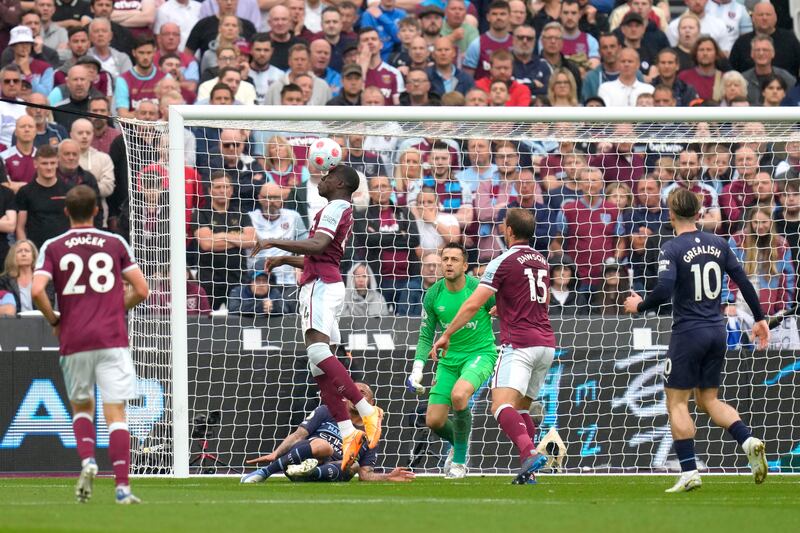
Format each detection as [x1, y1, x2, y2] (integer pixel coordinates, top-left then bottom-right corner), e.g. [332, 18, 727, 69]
[35, 228, 138, 356]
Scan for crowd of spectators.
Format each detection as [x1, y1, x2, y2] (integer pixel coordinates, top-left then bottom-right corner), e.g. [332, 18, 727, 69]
[0, 0, 798, 320]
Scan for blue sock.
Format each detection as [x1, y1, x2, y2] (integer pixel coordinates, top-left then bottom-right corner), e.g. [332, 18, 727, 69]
[306, 463, 344, 482]
[674, 439, 697, 472]
[728, 420, 752, 446]
[264, 441, 314, 477]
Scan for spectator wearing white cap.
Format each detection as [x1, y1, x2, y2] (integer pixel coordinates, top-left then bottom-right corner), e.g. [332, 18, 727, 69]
[8, 25, 54, 96]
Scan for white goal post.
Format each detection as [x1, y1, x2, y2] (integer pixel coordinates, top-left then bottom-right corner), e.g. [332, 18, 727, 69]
[117, 105, 800, 478]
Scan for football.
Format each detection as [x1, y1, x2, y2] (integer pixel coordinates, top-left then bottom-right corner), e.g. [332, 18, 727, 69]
[308, 138, 343, 171]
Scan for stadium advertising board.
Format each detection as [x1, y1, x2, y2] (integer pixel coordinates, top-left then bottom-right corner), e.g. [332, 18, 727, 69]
[1, 318, 798, 473]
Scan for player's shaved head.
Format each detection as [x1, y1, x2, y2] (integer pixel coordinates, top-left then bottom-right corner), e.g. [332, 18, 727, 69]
[330, 164, 361, 194]
[668, 187, 701, 220]
[65, 184, 98, 222]
[504, 207, 535, 241]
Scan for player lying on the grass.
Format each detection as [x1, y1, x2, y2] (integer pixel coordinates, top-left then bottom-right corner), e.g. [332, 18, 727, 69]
[241, 382, 414, 483]
[624, 187, 769, 493]
[251, 164, 383, 471]
[31, 185, 150, 504]
[432, 209, 553, 485]
[407, 243, 497, 479]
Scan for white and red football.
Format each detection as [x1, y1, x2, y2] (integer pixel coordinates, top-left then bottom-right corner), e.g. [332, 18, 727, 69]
[308, 138, 343, 171]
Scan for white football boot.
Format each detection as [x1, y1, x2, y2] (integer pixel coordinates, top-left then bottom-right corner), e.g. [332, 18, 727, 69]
[442, 447, 454, 476]
[665, 470, 702, 493]
[285, 458, 319, 480]
[444, 463, 467, 479]
[743, 437, 768, 484]
[75, 459, 98, 503]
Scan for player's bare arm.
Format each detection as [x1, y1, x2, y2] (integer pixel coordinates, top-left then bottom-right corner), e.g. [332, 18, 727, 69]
[265, 256, 306, 270]
[430, 285, 494, 359]
[122, 267, 150, 311]
[251, 232, 333, 257]
[357, 466, 416, 482]
[246, 427, 310, 464]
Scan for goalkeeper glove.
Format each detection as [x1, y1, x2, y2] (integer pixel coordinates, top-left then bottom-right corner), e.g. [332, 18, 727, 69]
[406, 360, 425, 395]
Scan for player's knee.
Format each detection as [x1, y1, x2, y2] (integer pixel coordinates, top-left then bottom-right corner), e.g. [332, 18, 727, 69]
[450, 390, 470, 411]
[492, 402, 514, 419]
[425, 411, 445, 430]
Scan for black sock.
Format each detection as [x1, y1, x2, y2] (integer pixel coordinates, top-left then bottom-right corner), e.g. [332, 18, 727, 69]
[264, 441, 314, 477]
[674, 438, 697, 472]
[728, 420, 752, 447]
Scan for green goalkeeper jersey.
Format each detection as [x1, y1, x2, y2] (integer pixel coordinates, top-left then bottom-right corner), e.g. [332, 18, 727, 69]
[414, 276, 497, 363]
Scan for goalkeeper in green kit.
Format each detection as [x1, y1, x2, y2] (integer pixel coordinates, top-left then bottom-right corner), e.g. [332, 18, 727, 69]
[407, 243, 498, 479]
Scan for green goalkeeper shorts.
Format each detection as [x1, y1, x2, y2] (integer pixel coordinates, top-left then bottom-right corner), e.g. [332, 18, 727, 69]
[428, 352, 497, 406]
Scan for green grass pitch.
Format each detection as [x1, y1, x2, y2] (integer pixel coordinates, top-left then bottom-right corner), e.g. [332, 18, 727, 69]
[0, 475, 797, 533]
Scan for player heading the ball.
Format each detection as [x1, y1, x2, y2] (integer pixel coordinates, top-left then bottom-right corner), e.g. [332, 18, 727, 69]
[409, 242, 498, 479]
[251, 164, 383, 471]
[432, 208, 553, 485]
[624, 187, 769, 493]
[31, 185, 150, 504]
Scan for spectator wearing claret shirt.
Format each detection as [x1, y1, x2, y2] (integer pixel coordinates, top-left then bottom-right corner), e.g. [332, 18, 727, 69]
[87, 96, 119, 154]
[1, 115, 37, 193]
[286, 0, 316, 42]
[661, 147, 721, 233]
[474, 49, 530, 106]
[464, 0, 512, 81]
[559, 0, 600, 74]
[356, 26, 403, 105]
[153, 23, 199, 95]
[558, 166, 620, 292]
[109, 0, 155, 39]
[115, 35, 167, 118]
[720, 148, 770, 230]
[7, 26, 53, 96]
[677, 35, 724, 102]
[359, 0, 405, 61]
[354, 175, 420, 316]
[589, 123, 646, 189]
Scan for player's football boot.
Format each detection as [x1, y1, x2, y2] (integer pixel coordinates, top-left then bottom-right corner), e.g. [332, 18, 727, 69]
[240, 468, 268, 483]
[512, 452, 547, 485]
[665, 470, 702, 493]
[362, 406, 384, 449]
[115, 487, 142, 504]
[341, 429, 366, 471]
[442, 447, 455, 476]
[743, 437, 768, 484]
[445, 463, 467, 479]
[75, 459, 98, 503]
[285, 458, 319, 480]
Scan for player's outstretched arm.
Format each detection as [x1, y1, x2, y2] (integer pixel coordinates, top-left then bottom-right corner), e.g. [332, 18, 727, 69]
[246, 427, 310, 464]
[357, 466, 416, 482]
[252, 232, 333, 257]
[122, 267, 150, 311]
[430, 285, 493, 359]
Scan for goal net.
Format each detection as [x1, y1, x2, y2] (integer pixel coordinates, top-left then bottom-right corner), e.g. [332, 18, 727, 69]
[119, 106, 800, 477]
